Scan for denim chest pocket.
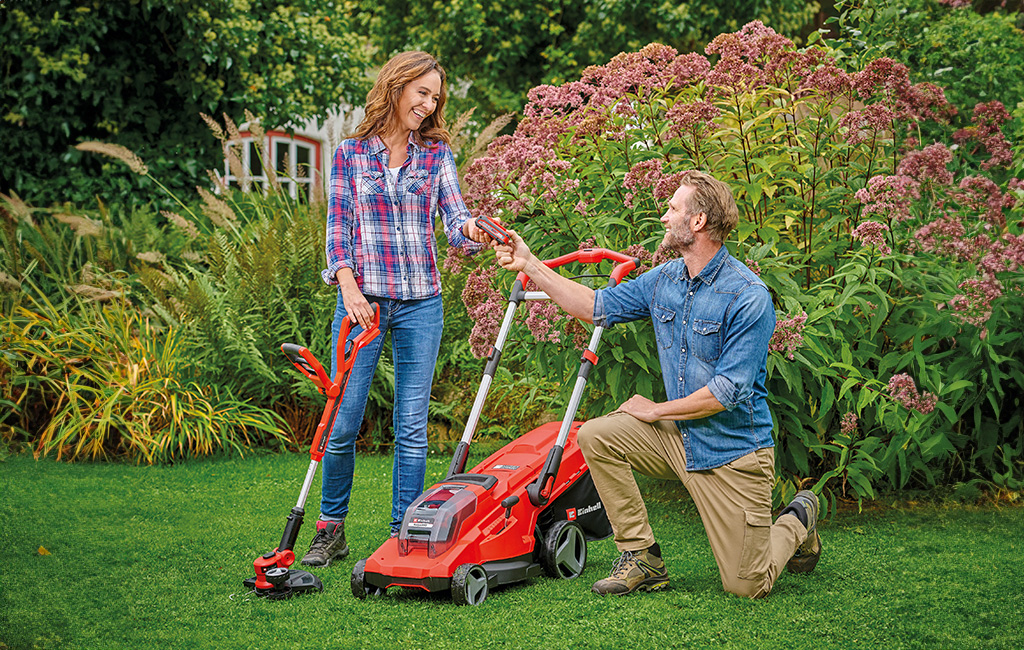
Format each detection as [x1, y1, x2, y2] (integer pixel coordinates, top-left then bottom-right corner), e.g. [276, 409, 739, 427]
[405, 168, 430, 195]
[359, 171, 386, 196]
[652, 304, 675, 350]
[691, 318, 722, 362]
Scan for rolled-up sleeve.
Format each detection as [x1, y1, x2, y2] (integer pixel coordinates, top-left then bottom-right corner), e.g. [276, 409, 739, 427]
[437, 147, 484, 254]
[705, 284, 776, 410]
[592, 267, 657, 327]
[322, 144, 356, 285]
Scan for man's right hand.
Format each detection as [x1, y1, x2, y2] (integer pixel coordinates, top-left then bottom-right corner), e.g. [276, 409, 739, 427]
[494, 229, 533, 274]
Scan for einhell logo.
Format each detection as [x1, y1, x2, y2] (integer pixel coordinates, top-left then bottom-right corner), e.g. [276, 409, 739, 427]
[567, 502, 603, 520]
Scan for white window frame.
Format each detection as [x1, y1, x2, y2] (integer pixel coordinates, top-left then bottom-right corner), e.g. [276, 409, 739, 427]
[221, 130, 322, 200]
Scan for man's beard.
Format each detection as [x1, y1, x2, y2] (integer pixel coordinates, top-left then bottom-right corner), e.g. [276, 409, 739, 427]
[655, 221, 695, 259]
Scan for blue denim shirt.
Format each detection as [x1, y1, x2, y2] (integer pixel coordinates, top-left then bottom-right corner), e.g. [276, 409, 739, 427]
[593, 245, 776, 471]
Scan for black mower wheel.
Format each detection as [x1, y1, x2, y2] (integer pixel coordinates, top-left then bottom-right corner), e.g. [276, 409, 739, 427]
[451, 563, 489, 606]
[351, 558, 385, 599]
[541, 520, 587, 579]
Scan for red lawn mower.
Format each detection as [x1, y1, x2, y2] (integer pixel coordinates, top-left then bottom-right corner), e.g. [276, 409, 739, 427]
[351, 245, 639, 605]
[244, 305, 381, 600]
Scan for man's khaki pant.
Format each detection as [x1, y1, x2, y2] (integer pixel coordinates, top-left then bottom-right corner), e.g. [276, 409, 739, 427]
[577, 412, 807, 598]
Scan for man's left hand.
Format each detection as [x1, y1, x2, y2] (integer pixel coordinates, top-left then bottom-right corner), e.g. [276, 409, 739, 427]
[618, 395, 662, 423]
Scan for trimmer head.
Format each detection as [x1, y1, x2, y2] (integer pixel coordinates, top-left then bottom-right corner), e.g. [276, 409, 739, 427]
[244, 567, 323, 600]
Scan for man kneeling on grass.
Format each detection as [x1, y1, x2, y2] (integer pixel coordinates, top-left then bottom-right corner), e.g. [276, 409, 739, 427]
[494, 170, 821, 598]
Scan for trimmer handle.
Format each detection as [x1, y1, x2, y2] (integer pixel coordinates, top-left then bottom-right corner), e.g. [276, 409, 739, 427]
[281, 304, 381, 462]
[332, 303, 382, 393]
[475, 215, 512, 245]
[516, 247, 640, 289]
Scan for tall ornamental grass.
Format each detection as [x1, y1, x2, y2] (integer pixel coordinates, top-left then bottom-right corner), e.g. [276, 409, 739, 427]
[457, 22, 1024, 506]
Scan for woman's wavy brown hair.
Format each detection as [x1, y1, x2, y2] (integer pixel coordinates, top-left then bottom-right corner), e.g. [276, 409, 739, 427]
[352, 51, 450, 147]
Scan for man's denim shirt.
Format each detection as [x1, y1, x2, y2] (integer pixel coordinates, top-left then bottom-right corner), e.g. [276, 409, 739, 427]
[593, 245, 777, 471]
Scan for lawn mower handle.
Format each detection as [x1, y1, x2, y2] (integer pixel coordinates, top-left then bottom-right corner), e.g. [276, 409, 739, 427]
[514, 248, 639, 290]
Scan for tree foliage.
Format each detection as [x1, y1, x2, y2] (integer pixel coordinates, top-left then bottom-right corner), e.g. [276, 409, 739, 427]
[354, 0, 819, 119]
[0, 0, 371, 205]
[834, 0, 1024, 137]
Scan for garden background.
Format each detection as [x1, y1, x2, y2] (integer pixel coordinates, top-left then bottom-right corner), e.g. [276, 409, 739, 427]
[2, 0, 1023, 647]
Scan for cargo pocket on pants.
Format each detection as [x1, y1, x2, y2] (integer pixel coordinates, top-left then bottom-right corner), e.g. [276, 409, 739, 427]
[737, 509, 772, 580]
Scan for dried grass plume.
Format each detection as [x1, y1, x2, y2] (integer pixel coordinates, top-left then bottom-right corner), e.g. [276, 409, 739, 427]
[75, 142, 149, 175]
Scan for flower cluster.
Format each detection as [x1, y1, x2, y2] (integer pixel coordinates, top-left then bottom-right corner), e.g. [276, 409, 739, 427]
[840, 411, 859, 435]
[525, 300, 569, 344]
[839, 58, 953, 143]
[705, 22, 798, 91]
[886, 373, 938, 414]
[896, 143, 954, 187]
[443, 246, 466, 275]
[955, 176, 1011, 229]
[954, 101, 1013, 170]
[665, 100, 721, 141]
[915, 215, 975, 261]
[855, 175, 921, 222]
[622, 160, 664, 209]
[769, 312, 808, 360]
[948, 277, 1003, 328]
[462, 266, 504, 358]
[852, 220, 892, 255]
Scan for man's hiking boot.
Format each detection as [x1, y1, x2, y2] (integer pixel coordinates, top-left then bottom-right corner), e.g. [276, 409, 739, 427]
[780, 490, 821, 573]
[300, 520, 348, 567]
[592, 547, 669, 596]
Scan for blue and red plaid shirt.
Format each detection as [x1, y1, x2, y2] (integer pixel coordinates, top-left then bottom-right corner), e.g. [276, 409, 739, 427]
[322, 134, 481, 299]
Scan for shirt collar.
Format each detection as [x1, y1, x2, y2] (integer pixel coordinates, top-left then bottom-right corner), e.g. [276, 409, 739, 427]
[367, 133, 423, 157]
[677, 244, 729, 286]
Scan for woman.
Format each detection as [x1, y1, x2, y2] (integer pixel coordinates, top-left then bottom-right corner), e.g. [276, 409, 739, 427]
[301, 51, 492, 568]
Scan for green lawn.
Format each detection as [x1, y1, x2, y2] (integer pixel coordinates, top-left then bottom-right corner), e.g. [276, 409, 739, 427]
[2, 451, 1022, 650]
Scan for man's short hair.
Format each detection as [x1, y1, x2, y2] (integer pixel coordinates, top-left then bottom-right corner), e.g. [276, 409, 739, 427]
[679, 171, 738, 243]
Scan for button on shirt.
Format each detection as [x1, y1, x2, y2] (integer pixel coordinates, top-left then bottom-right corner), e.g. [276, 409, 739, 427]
[322, 135, 482, 299]
[593, 245, 777, 471]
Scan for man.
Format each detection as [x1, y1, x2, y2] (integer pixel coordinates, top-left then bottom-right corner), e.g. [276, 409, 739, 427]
[494, 170, 821, 598]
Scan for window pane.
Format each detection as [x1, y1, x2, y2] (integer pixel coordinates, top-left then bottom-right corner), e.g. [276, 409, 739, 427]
[296, 144, 311, 179]
[276, 142, 290, 174]
[248, 141, 261, 175]
[297, 181, 310, 201]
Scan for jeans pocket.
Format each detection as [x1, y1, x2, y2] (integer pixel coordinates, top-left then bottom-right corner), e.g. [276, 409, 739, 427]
[737, 509, 772, 580]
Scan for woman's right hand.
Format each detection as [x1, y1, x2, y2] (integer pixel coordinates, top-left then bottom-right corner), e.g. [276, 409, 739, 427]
[336, 268, 375, 331]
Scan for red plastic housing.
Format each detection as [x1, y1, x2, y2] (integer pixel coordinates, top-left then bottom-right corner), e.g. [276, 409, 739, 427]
[363, 421, 590, 591]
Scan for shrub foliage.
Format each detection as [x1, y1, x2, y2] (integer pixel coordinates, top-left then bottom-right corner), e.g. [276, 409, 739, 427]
[458, 22, 1024, 504]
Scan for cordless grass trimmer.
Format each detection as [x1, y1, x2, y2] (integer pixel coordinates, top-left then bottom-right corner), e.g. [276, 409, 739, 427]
[244, 305, 381, 600]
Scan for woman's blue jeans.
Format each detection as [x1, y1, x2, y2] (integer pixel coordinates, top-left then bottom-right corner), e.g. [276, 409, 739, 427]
[318, 292, 443, 532]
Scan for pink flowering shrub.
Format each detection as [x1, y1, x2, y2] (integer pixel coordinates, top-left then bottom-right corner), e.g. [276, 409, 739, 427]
[454, 22, 1024, 503]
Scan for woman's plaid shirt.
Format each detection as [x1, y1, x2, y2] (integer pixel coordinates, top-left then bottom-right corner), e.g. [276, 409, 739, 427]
[322, 134, 481, 299]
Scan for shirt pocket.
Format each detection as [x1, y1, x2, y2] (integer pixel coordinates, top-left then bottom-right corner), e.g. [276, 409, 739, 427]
[652, 303, 675, 350]
[691, 318, 722, 362]
[405, 168, 430, 195]
[358, 171, 386, 196]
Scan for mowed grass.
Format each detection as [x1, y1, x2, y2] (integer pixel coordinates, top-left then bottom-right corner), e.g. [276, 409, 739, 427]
[2, 451, 1022, 650]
